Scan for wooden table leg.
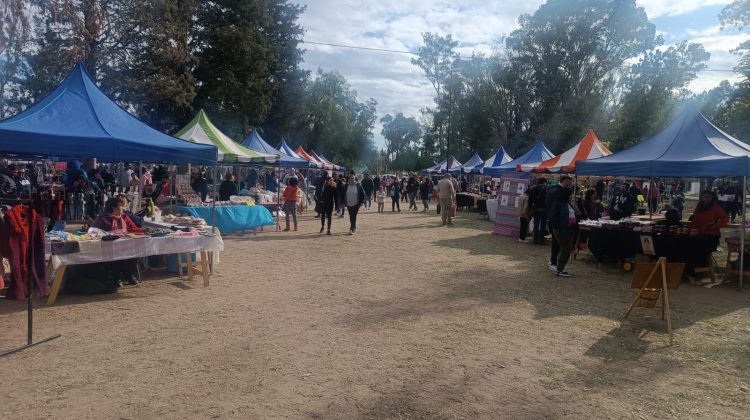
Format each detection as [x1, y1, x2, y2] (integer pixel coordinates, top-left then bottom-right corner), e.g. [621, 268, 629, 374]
[47, 265, 67, 305]
[186, 253, 194, 282]
[176, 253, 184, 278]
[200, 251, 210, 287]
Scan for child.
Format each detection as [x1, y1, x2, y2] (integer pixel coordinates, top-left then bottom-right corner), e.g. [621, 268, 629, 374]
[282, 177, 300, 231]
[376, 186, 386, 213]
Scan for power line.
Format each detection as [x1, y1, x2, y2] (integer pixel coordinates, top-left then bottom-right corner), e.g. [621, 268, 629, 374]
[302, 40, 739, 73]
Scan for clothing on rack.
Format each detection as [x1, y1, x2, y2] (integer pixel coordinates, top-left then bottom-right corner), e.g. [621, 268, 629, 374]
[0, 205, 48, 300]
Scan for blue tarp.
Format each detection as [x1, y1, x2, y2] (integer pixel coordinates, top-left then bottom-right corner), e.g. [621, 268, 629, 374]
[176, 205, 276, 233]
[483, 141, 554, 176]
[475, 147, 513, 174]
[449, 152, 484, 174]
[577, 107, 750, 177]
[0, 63, 217, 164]
[242, 129, 310, 168]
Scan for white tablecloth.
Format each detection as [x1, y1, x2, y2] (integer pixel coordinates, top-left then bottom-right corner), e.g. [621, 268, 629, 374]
[47, 235, 224, 269]
[487, 199, 498, 222]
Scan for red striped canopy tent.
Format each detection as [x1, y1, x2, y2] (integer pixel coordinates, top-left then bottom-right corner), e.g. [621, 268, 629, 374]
[519, 129, 611, 173]
[296, 146, 329, 169]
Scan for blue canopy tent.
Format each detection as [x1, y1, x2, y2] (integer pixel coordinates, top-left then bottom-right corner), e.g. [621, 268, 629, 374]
[449, 152, 484, 174]
[0, 63, 217, 165]
[278, 140, 322, 168]
[242, 129, 310, 168]
[577, 106, 750, 290]
[577, 107, 750, 177]
[483, 140, 554, 176]
[475, 147, 513, 174]
[423, 156, 462, 174]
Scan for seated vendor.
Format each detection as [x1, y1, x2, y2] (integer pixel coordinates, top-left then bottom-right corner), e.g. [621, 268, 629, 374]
[656, 207, 682, 228]
[93, 197, 145, 287]
[94, 197, 146, 235]
[689, 190, 729, 237]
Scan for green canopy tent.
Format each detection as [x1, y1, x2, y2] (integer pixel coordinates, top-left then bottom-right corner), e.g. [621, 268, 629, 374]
[176, 110, 279, 165]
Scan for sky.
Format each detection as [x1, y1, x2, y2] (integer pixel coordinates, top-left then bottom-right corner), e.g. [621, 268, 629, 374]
[297, 1, 748, 148]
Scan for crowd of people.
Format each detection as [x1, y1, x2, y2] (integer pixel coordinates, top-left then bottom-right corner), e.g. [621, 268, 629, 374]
[519, 176, 734, 278]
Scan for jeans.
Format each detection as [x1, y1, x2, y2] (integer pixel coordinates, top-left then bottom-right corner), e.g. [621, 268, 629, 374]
[552, 228, 575, 272]
[422, 198, 429, 210]
[532, 208, 547, 244]
[284, 201, 297, 228]
[320, 209, 332, 231]
[549, 222, 560, 266]
[347, 205, 360, 231]
[519, 217, 529, 240]
[392, 196, 400, 211]
[363, 191, 372, 208]
[408, 192, 417, 210]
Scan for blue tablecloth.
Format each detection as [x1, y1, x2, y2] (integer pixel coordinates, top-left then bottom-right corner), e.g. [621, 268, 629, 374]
[176, 205, 276, 233]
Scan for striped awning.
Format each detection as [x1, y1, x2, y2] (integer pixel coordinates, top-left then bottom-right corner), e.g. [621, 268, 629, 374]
[519, 130, 611, 173]
[176, 110, 278, 164]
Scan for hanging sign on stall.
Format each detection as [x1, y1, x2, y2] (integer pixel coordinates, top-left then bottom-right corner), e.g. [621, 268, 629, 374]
[492, 171, 530, 237]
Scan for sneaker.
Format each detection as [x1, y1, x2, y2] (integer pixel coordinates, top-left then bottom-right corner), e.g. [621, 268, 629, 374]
[320, 226, 324, 233]
[348, 230, 353, 235]
[548, 263, 557, 272]
[327, 230, 332, 236]
[518, 238, 528, 243]
[556, 271, 571, 278]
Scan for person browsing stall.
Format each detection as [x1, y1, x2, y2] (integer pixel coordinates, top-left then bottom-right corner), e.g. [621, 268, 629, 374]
[547, 186, 576, 278]
[218, 173, 239, 201]
[282, 177, 300, 232]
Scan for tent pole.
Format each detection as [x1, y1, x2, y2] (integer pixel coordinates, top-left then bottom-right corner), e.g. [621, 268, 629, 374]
[211, 165, 218, 234]
[649, 178, 654, 220]
[740, 176, 746, 290]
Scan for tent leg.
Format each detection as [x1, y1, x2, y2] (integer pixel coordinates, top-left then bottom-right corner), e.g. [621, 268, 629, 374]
[740, 176, 746, 290]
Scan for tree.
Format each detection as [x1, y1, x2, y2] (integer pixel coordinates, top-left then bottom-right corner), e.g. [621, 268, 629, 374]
[412, 32, 459, 155]
[192, 0, 274, 139]
[0, 0, 32, 118]
[609, 42, 710, 149]
[380, 113, 422, 161]
[507, 0, 657, 148]
[293, 70, 378, 168]
[132, 0, 197, 133]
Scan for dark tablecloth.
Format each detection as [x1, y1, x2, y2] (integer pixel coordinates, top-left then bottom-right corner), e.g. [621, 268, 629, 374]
[456, 194, 475, 209]
[587, 228, 718, 267]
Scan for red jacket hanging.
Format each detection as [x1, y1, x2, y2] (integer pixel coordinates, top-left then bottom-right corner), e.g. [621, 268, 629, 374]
[0, 205, 48, 300]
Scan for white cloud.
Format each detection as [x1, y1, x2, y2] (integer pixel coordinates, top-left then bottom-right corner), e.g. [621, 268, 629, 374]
[636, 0, 729, 18]
[298, 1, 744, 148]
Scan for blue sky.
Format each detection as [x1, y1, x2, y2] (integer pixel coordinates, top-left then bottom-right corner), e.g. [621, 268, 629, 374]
[298, 1, 748, 147]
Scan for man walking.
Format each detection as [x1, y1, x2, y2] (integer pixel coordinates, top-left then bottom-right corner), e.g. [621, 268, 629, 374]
[361, 173, 374, 210]
[438, 173, 456, 225]
[528, 178, 548, 245]
[545, 175, 574, 272]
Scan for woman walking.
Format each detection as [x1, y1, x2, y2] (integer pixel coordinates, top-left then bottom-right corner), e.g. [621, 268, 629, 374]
[282, 177, 300, 231]
[391, 176, 402, 212]
[319, 176, 337, 235]
[344, 174, 366, 234]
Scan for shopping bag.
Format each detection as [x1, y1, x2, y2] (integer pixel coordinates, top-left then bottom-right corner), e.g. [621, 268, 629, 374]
[450, 203, 457, 218]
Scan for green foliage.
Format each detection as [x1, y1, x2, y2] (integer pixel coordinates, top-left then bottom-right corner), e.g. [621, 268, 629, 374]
[381, 113, 422, 162]
[290, 70, 378, 169]
[609, 41, 710, 150]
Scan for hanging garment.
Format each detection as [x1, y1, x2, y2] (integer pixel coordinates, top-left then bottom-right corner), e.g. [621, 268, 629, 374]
[0, 205, 48, 300]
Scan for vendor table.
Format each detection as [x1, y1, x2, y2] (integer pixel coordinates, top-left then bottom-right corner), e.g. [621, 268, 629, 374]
[586, 227, 718, 270]
[456, 193, 483, 210]
[176, 205, 275, 233]
[46, 234, 224, 305]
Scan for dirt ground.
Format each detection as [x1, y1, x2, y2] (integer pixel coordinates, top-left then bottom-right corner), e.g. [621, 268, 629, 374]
[2, 201, 750, 419]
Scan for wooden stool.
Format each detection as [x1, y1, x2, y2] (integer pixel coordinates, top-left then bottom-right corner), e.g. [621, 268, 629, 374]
[693, 252, 716, 283]
[176, 252, 211, 286]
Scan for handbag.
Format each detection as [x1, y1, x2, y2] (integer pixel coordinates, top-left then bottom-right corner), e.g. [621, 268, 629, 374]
[436, 203, 441, 214]
[450, 203, 457, 218]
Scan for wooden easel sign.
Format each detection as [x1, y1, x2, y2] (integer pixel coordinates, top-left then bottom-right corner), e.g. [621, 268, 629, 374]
[624, 257, 685, 345]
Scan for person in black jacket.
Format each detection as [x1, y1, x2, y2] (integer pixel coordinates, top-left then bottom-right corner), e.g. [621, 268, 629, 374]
[391, 176, 402, 212]
[319, 176, 337, 235]
[547, 185, 576, 278]
[527, 178, 548, 244]
[335, 174, 346, 218]
[218, 173, 239, 201]
[545, 175, 574, 272]
[344, 174, 366, 234]
[610, 183, 635, 220]
[361, 173, 374, 210]
[419, 178, 431, 211]
[372, 174, 381, 202]
[191, 172, 209, 202]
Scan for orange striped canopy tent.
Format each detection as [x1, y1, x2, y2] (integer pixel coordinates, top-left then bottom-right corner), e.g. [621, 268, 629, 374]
[519, 129, 612, 173]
